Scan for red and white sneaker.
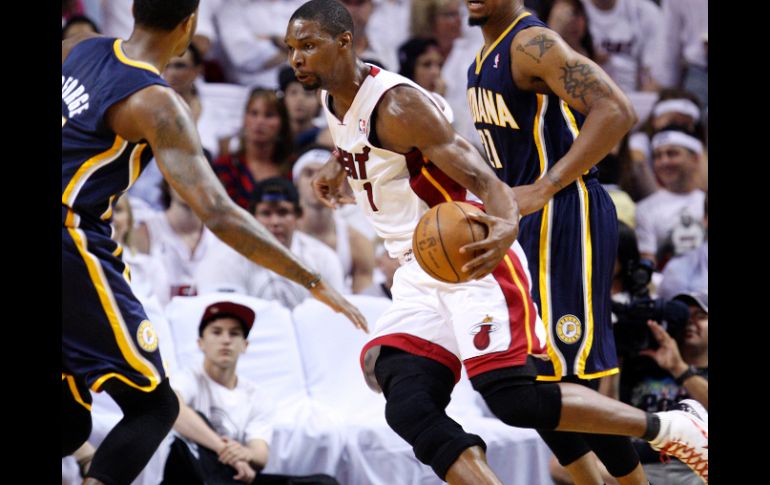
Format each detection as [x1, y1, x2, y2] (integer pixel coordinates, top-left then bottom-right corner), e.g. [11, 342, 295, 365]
[648, 399, 709, 483]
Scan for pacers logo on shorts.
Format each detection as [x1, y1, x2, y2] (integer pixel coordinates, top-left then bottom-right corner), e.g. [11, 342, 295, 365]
[137, 320, 158, 352]
[556, 315, 582, 345]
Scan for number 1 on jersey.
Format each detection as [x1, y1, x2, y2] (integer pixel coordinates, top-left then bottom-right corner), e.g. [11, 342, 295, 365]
[477, 129, 502, 169]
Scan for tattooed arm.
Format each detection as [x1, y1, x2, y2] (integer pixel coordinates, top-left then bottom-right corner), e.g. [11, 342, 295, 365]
[509, 27, 637, 215]
[105, 86, 367, 331]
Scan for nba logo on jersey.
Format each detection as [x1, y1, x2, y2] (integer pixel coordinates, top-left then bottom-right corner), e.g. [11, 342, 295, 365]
[493, 53, 500, 69]
[358, 118, 368, 136]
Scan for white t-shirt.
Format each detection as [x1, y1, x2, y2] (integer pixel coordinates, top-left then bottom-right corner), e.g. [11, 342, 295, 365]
[635, 189, 705, 257]
[195, 230, 346, 308]
[171, 366, 273, 446]
[582, 0, 662, 93]
[144, 211, 218, 303]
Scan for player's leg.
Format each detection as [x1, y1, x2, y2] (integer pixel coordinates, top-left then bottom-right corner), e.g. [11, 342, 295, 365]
[538, 378, 644, 484]
[62, 373, 93, 457]
[63, 228, 178, 484]
[86, 378, 179, 484]
[373, 346, 496, 485]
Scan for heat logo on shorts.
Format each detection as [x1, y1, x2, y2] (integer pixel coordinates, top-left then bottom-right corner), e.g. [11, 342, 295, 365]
[470, 315, 499, 350]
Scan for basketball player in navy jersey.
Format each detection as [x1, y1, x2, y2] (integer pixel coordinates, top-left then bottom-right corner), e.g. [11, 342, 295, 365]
[465, 0, 648, 483]
[286, 2, 707, 484]
[62, 2, 366, 483]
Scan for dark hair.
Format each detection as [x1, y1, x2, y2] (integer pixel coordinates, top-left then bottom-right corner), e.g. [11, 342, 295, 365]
[616, 220, 641, 288]
[187, 42, 203, 66]
[290, 0, 354, 37]
[239, 88, 294, 170]
[398, 37, 440, 81]
[538, 0, 595, 60]
[133, 0, 200, 31]
[62, 15, 100, 40]
[278, 65, 299, 93]
[249, 177, 302, 215]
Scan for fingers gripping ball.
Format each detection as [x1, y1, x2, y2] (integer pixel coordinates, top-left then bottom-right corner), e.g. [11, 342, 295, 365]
[412, 202, 488, 283]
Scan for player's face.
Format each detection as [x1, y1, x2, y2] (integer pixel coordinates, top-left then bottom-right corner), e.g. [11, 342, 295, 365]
[652, 144, 697, 190]
[284, 82, 320, 123]
[413, 47, 444, 92]
[198, 318, 247, 368]
[285, 19, 343, 91]
[467, 0, 497, 26]
[254, 201, 298, 247]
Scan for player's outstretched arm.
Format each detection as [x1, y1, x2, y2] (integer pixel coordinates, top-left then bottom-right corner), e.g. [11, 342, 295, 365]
[375, 86, 519, 280]
[510, 27, 637, 214]
[106, 86, 367, 332]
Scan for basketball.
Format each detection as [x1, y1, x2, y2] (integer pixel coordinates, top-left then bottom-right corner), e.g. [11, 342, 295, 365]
[412, 201, 489, 283]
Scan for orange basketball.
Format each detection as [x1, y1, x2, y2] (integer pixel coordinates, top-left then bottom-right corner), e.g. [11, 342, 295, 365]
[412, 201, 489, 283]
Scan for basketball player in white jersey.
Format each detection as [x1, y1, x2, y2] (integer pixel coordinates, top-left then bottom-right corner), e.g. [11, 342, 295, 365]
[284, 2, 708, 484]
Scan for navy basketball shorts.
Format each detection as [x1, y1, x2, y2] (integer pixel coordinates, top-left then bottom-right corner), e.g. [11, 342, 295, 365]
[517, 177, 619, 380]
[62, 226, 166, 393]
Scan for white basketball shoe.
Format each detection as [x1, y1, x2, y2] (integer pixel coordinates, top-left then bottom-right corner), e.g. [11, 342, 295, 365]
[648, 399, 708, 483]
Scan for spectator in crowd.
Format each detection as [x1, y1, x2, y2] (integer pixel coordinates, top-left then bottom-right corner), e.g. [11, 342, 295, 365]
[278, 67, 334, 153]
[361, 243, 399, 300]
[410, 0, 484, 150]
[196, 177, 344, 309]
[293, 148, 375, 293]
[133, 181, 219, 305]
[581, 0, 662, 93]
[215, 0, 304, 88]
[339, 0, 395, 69]
[629, 89, 707, 200]
[618, 292, 709, 484]
[62, 14, 100, 40]
[131, 44, 214, 211]
[100, 0, 217, 62]
[634, 128, 706, 266]
[398, 37, 447, 96]
[651, 0, 708, 110]
[164, 300, 339, 484]
[214, 88, 294, 210]
[657, 195, 707, 300]
[537, 0, 598, 61]
[111, 195, 171, 305]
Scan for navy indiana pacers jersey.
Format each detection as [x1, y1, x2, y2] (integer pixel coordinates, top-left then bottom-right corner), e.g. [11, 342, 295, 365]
[62, 37, 168, 395]
[467, 13, 619, 380]
[62, 37, 168, 235]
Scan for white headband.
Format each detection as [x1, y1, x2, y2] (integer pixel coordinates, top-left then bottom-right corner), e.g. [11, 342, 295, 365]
[651, 130, 704, 156]
[292, 148, 333, 180]
[653, 99, 701, 121]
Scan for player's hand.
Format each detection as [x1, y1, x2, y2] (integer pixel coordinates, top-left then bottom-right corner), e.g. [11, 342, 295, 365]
[459, 211, 518, 280]
[638, 320, 688, 376]
[218, 437, 252, 466]
[232, 460, 256, 483]
[310, 280, 369, 333]
[312, 157, 356, 209]
[512, 181, 557, 216]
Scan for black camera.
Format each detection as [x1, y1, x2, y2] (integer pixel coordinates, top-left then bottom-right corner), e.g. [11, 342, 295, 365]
[611, 260, 690, 355]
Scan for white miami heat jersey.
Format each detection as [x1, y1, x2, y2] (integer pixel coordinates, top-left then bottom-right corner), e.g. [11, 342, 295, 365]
[322, 65, 466, 258]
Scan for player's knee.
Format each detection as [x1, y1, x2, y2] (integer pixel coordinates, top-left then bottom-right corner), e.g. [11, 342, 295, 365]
[471, 370, 562, 429]
[105, 378, 179, 430]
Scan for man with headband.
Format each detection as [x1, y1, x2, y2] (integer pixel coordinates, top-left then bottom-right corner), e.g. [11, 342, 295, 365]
[635, 129, 706, 265]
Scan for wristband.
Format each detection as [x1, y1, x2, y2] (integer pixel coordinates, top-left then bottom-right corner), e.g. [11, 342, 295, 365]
[674, 365, 698, 385]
